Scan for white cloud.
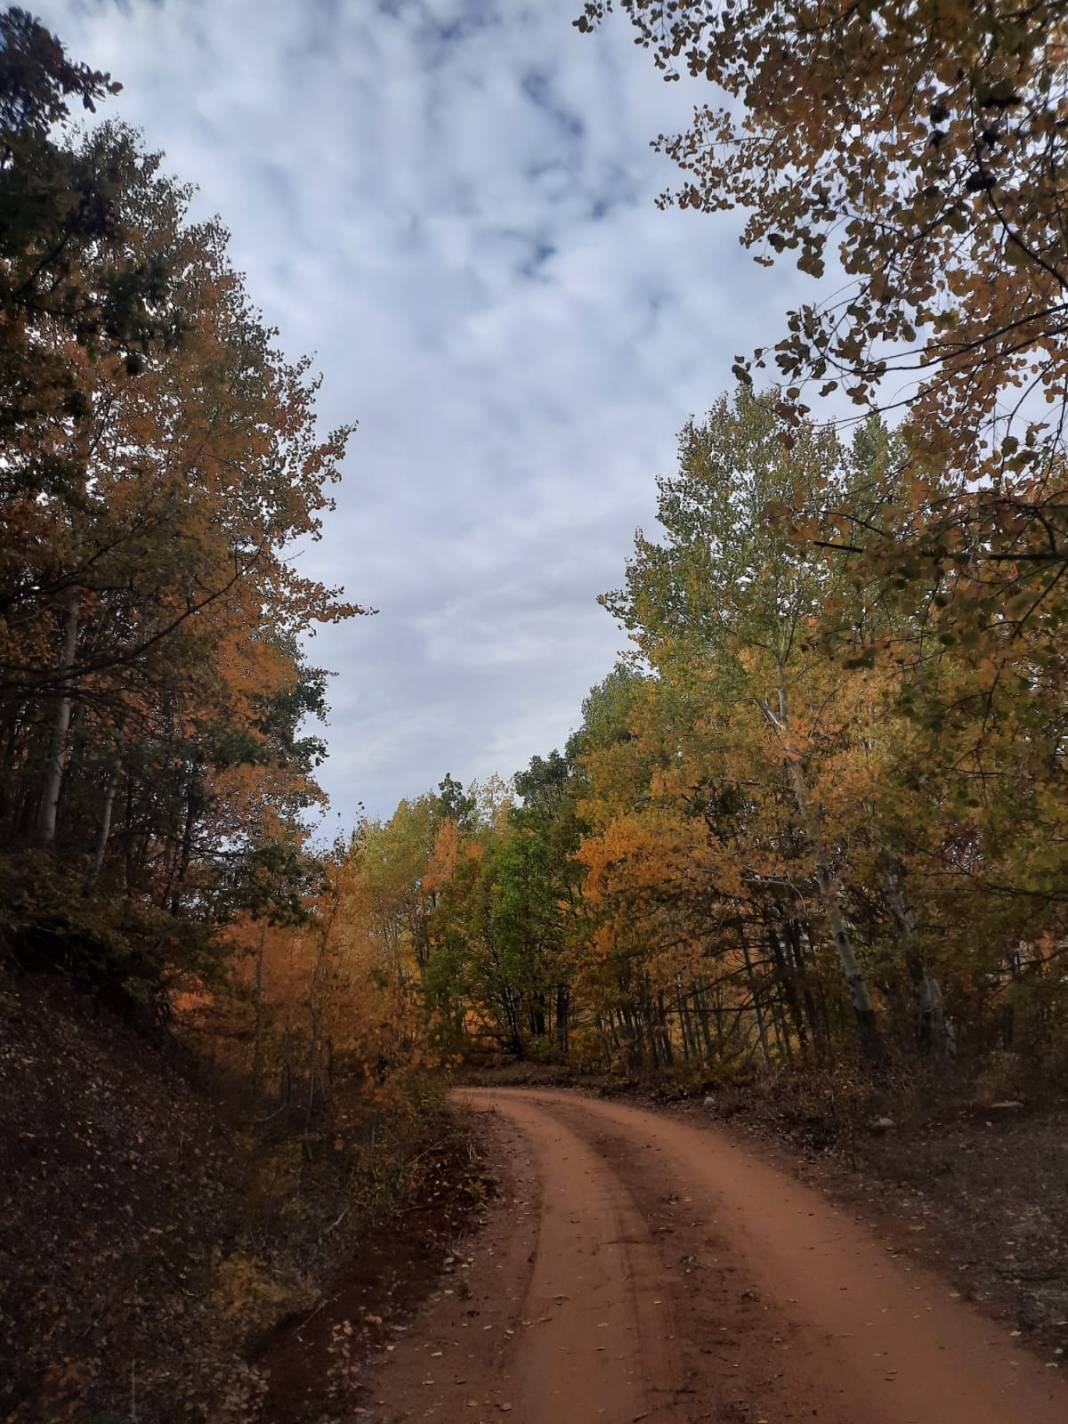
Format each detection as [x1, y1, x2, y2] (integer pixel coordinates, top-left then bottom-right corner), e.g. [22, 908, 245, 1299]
[40, 0, 813, 818]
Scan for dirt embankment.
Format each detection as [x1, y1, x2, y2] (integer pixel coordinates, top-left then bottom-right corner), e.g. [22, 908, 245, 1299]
[671, 1079, 1068, 1369]
[0, 967, 491, 1424]
[258, 1117, 495, 1424]
[0, 969, 247, 1422]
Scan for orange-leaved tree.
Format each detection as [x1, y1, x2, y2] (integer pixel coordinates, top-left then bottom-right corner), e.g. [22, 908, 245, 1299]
[578, 0, 1068, 685]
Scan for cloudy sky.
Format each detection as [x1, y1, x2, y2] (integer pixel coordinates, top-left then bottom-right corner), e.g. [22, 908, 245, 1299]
[41, 0, 806, 822]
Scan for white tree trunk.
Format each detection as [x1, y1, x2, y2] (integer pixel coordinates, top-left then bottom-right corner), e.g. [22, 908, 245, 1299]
[88, 772, 117, 884]
[37, 586, 80, 847]
[884, 868, 947, 1053]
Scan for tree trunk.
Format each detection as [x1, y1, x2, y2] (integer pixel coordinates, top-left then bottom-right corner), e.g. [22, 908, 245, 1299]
[528, 992, 547, 1038]
[87, 772, 117, 886]
[167, 770, 199, 912]
[676, 980, 697, 1061]
[762, 679, 882, 1064]
[555, 983, 570, 1056]
[884, 867, 947, 1055]
[306, 900, 339, 1138]
[813, 859, 881, 1063]
[656, 991, 674, 1066]
[37, 586, 80, 846]
[740, 935, 771, 1068]
[619, 1001, 641, 1071]
[252, 926, 266, 1095]
[767, 920, 809, 1052]
[693, 979, 716, 1059]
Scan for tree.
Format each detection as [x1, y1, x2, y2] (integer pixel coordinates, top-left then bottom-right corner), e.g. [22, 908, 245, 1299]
[511, 749, 586, 1053]
[0, 27, 365, 1009]
[602, 390, 885, 1059]
[577, 0, 1068, 670]
[0, 10, 181, 475]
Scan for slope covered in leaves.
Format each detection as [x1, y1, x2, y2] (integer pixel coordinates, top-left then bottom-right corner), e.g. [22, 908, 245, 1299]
[0, 966, 254, 1421]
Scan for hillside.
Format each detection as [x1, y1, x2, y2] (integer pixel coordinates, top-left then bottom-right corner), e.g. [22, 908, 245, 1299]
[0, 967, 251, 1421]
[0, 966, 483, 1424]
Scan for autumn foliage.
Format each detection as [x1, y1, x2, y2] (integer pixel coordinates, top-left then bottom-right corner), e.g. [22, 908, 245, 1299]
[359, 392, 1068, 1088]
[0, 21, 418, 1423]
[0, 10, 365, 1012]
[579, 0, 1068, 803]
[4, 2, 1068, 1419]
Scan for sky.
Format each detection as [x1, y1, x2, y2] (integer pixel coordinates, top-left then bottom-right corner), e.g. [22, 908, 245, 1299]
[40, 0, 806, 823]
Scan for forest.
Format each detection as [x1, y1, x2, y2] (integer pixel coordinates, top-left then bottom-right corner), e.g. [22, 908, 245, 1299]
[2, 2, 1068, 1422]
[349, 389, 1068, 1084]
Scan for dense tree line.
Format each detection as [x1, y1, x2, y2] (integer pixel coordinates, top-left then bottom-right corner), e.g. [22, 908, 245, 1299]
[0, 11, 436, 1211]
[352, 389, 1067, 1084]
[0, 10, 363, 1012]
[4, 0, 1067, 1115]
[0, 21, 436, 1422]
[227, 0, 1068, 1089]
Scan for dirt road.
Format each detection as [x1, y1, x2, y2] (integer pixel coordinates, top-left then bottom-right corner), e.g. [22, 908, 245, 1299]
[364, 1088, 1067, 1423]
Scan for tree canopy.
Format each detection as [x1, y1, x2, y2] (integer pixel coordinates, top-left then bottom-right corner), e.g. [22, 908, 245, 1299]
[0, 11, 366, 1008]
[577, 0, 1068, 701]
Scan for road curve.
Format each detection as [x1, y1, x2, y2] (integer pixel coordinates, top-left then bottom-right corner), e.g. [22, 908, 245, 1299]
[365, 1087, 1067, 1423]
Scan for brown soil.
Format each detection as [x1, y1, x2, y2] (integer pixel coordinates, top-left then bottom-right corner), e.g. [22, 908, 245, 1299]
[684, 1084, 1068, 1365]
[357, 1087, 1068, 1424]
[460, 1060, 1068, 1366]
[259, 1106, 496, 1423]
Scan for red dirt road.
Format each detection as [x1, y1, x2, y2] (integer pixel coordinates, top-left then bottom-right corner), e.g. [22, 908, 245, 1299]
[364, 1088, 1067, 1423]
